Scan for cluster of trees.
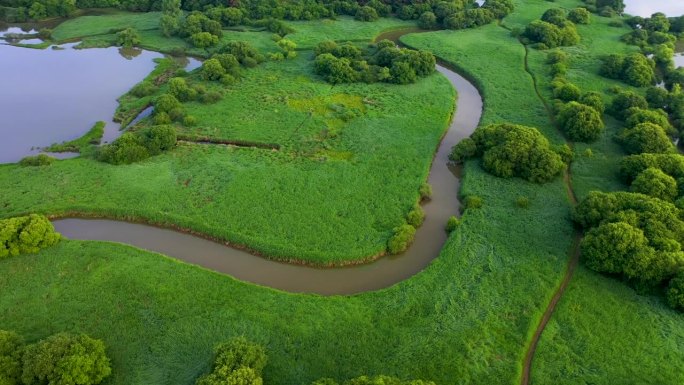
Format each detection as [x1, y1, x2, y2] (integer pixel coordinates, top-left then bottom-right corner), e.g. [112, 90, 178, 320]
[313, 39, 435, 85]
[0, 330, 111, 385]
[581, 0, 624, 17]
[599, 53, 655, 87]
[645, 85, 684, 136]
[98, 125, 177, 164]
[450, 123, 569, 183]
[312, 375, 435, 385]
[0, 0, 77, 22]
[574, 191, 684, 310]
[0, 214, 60, 259]
[623, 12, 684, 48]
[196, 337, 266, 385]
[521, 8, 582, 49]
[557, 101, 605, 142]
[200, 41, 263, 83]
[619, 153, 684, 203]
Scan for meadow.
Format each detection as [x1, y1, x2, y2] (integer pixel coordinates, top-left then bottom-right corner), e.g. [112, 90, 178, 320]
[2, 1, 683, 384]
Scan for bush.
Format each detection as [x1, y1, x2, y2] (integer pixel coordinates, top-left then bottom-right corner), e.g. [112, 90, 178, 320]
[196, 337, 266, 385]
[667, 272, 684, 311]
[619, 122, 674, 155]
[21, 333, 111, 385]
[116, 27, 140, 47]
[625, 108, 674, 135]
[600, 53, 655, 87]
[141, 126, 177, 155]
[201, 58, 226, 81]
[631, 167, 677, 201]
[464, 195, 483, 209]
[445, 216, 460, 233]
[0, 330, 24, 385]
[619, 153, 684, 182]
[168, 77, 196, 102]
[579, 91, 605, 114]
[406, 204, 425, 227]
[449, 137, 477, 162]
[387, 224, 416, 254]
[454, 123, 566, 182]
[355, 5, 378, 21]
[418, 11, 437, 29]
[553, 82, 581, 101]
[557, 101, 605, 142]
[97, 133, 149, 164]
[130, 80, 158, 97]
[516, 196, 530, 208]
[419, 183, 432, 201]
[19, 154, 55, 167]
[219, 41, 264, 66]
[0, 214, 61, 259]
[611, 91, 648, 120]
[575, 191, 684, 285]
[568, 7, 591, 24]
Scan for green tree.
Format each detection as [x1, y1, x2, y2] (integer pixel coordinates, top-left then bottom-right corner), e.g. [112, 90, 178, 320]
[0, 330, 24, 385]
[0, 214, 61, 259]
[418, 11, 437, 29]
[541, 8, 566, 26]
[196, 337, 267, 385]
[611, 91, 648, 120]
[568, 8, 591, 24]
[581, 221, 650, 274]
[355, 6, 378, 21]
[201, 58, 226, 80]
[622, 53, 655, 87]
[579, 91, 605, 114]
[116, 27, 140, 48]
[631, 167, 678, 201]
[643, 12, 670, 32]
[160, 0, 182, 37]
[557, 101, 605, 142]
[625, 108, 674, 134]
[21, 333, 111, 385]
[667, 272, 684, 311]
[191, 32, 219, 48]
[619, 122, 674, 154]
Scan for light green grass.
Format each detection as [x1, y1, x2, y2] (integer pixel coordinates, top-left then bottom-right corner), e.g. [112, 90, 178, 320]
[52, 12, 162, 41]
[0, 56, 455, 264]
[287, 16, 417, 49]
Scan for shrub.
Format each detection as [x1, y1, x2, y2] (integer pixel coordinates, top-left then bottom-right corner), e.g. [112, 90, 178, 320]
[0, 214, 61, 259]
[212, 53, 241, 77]
[355, 5, 378, 21]
[625, 108, 674, 134]
[201, 58, 226, 80]
[419, 183, 432, 201]
[611, 91, 648, 120]
[453, 123, 566, 182]
[130, 80, 158, 97]
[19, 154, 55, 167]
[619, 153, 684, 182]
[553, 82, 581, 101]
[631, 167, 677, 201]
[449, 137, 477, 162]
[601, 53, 655, 87]
[418, 11, 437, 29]
[98, 133, 150, 164]
[579, 91, 605, 114]
[168, 77, 196, 102]
[154, 93, 183, 114]
[220, 41, 264, 66]
[541, 8, 567, 26]
[618, 122, 674, 155]
[445, 216, 460, 233]
[516, 196, 530, 208]
[141, 126, 177, 155]
[116, 27, 140, 48]
[568, 7, 591, 24]
[21, 333, 111, 385]
[406, 204, 425, 227]
[667, 272, 684, 311]
[196, 337, 266, 385]
[0, 330, 24, 385]
[387, 224, 416, 254]
[464, 195, 483, 209]
[557, 101, 605, 142]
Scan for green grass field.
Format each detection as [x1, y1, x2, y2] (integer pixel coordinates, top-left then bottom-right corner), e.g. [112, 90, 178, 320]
[3, 2, 683, 384]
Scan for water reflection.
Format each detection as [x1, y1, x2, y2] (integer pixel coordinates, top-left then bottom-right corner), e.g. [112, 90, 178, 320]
[0, 44, 163, 163]
[119, 47, 143, 60]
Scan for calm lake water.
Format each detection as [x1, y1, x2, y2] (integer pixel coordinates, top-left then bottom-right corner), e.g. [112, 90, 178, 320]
[0, 42, 163, 163]
[623, 0, 684, 17]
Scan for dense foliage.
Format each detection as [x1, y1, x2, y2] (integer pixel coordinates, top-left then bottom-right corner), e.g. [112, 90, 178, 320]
[619, 153, 684, 183]
[557, 101, 604, 142]
[0, 330, 24, 385]
[0, 214, 60, 259]
[21, 333, 111, 385]
[599, 53, 655, 87]
[98, 125, 177, 165]
[617, 122, 674, 155]
[196, 337, 267, 385]
[313, 40, 435, 85]
[574, 191, 684, 308]
[18, 154, 55, 167]
[450, 123, 566, 183]
[522, 9, 580, 49]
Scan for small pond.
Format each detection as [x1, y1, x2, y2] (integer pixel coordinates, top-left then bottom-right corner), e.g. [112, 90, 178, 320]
[0, 34, 201, 164]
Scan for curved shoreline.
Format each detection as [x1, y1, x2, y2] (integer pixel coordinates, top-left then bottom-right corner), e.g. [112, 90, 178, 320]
[52, 34, 484, 295]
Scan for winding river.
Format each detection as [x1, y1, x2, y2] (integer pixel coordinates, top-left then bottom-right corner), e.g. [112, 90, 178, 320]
[49, 31, 483, 295]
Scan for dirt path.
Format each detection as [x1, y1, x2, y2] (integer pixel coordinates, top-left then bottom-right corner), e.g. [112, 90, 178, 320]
[515, 33, 582, 385]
